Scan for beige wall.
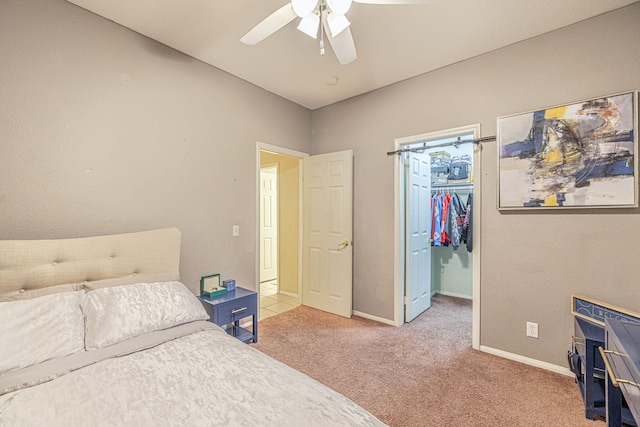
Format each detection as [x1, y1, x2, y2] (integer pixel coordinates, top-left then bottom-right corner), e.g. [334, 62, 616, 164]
[260, 152, 300, 296]
[311, 3, 640, 366]
[0, 0, 311, 293]
[2, 0, 640, 369]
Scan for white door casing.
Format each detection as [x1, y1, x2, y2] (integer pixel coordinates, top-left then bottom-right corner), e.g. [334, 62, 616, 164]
[260, 165, 278, 283]
[405, 151, 432, 322]
[302, 150, 353, 318]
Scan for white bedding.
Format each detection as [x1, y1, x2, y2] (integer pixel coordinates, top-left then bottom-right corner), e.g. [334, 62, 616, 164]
[0, 321, 386, 427]
[0, 230, 385, 427]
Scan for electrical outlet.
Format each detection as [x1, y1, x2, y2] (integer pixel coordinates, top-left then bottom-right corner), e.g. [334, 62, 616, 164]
[232, 225, 239, 237]
[526, 321, 539, 338]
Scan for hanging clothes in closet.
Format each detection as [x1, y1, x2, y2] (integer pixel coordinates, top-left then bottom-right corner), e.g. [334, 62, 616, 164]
[431, 190, 472, 252]
[460, 193, 473, 252]
[446, 192, 466, 250]
[431, 192, 445, 247]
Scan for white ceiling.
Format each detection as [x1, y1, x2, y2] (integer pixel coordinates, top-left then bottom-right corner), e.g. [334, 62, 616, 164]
[65, 0, 637, 110]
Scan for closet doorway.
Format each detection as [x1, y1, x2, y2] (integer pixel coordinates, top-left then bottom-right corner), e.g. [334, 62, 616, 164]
[394, 125, 481, 349]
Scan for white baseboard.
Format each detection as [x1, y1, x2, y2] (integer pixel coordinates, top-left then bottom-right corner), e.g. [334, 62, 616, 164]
[479, 345, 573, 377]
[279, 290, 299, 299]
[436, 291, 472, 300]
[352, 310, 397, 326]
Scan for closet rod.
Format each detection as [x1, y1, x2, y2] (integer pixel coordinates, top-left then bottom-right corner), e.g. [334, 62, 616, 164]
[432, 184, 474, 193]
[433, 183, 474, 189]
[386, 135, 496, 156]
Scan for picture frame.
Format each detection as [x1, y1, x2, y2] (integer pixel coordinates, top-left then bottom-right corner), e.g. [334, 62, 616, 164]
[497, 90, 638, 209]
[200, 273, 226, 297]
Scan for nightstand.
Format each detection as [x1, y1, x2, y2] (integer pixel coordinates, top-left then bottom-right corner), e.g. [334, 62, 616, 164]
[199, 287, 257, 343]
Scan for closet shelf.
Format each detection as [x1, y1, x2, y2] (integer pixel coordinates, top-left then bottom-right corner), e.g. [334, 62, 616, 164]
[433, 183, 473, 187]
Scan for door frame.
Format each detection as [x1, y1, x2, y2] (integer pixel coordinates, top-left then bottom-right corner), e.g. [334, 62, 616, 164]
[255, 142, 309, 313]
[393, 124, 482, 350]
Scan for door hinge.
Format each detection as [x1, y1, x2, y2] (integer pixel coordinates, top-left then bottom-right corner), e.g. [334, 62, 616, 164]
[403, 296, 408, 305]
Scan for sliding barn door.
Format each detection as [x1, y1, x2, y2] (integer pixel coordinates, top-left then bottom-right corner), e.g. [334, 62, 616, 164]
[405, 151, 432, 322]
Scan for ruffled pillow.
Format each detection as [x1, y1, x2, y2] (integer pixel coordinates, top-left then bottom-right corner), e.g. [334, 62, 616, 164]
[82, 281, 208, 350]
[0, 291, 85, 375]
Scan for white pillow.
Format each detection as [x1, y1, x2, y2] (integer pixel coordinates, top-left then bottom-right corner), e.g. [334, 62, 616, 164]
[0, 291, 85, 375]
[82, 281, 208, 350]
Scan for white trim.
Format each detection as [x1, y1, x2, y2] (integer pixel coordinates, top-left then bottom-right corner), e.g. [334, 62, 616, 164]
[296, 158, 304, 306]
[393, 124, 482, 349]
[256, 142, 309, 318]
[279, 290, 299, 299]
[471, 127, 482, 350]
[258, 142, 309, 159]
[479, 345, 574, 377]
[353, 310, 397, 326]
[436, 291, 472, 300]
[393, 144, 404, 326]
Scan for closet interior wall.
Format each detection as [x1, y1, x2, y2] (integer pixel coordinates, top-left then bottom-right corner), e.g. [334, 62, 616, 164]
[424, 142, 474, 300]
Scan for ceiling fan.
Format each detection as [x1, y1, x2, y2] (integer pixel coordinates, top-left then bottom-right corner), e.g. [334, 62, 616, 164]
[240, 0, 433, 65]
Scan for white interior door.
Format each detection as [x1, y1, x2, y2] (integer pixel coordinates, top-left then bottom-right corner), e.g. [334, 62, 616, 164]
[405, 151, 432, 322]
[302, 150, 353, 318]
[260, 165, 278, 283]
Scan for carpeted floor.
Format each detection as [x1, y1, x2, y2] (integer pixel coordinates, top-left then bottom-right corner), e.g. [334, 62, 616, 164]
[254, 294, 602, 427]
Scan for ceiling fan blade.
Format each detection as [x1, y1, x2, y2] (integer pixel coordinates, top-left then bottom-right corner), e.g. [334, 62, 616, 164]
[323, 18, 357, 65]
[352, 0, 434, 4]
[240, 3, 298, 45]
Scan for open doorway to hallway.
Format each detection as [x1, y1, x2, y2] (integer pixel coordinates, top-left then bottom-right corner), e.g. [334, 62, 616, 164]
[259, 280, 300, 320]
[258, 147, 304, 320]
[257, 143, 354, 320]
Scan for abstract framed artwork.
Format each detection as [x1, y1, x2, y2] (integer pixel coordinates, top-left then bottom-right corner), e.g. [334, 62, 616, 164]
[497, 91, 638, 209]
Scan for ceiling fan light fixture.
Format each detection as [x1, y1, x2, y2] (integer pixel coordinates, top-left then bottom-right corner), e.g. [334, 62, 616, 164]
[291, 0, 319, 18]
[327, 13, 350, 37]
[326, 0, 352, 15]
[297, 13, 320, 38]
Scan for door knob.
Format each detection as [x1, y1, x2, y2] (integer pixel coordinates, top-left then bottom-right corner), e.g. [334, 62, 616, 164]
[338, 240, 350, 250]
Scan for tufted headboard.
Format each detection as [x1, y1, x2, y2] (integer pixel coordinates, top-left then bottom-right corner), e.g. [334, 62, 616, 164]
[0, 228, 181, 297]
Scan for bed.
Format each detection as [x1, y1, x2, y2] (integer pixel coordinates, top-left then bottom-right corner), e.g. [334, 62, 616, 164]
[0, 228, 386, 427]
